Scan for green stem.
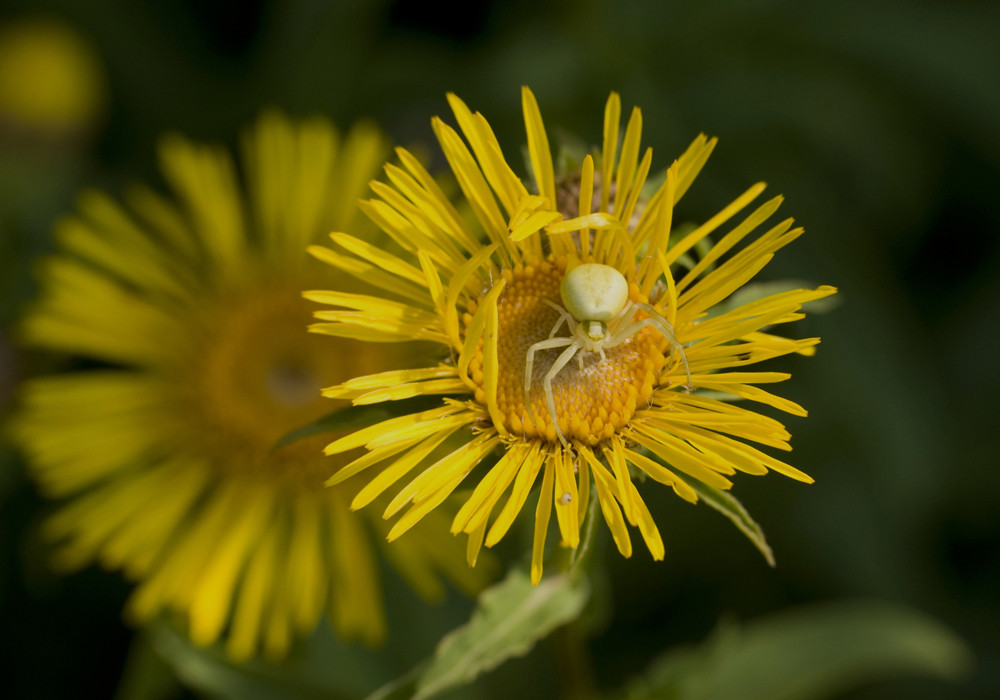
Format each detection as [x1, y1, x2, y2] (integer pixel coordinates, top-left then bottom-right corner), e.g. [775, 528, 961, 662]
[569, 490, 601, 576]
[555, 494, 602, 699]
[553, 621, 596, 700]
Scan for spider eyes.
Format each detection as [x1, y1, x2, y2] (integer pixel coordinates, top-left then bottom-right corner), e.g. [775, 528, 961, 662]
[560, 263, 629, 323]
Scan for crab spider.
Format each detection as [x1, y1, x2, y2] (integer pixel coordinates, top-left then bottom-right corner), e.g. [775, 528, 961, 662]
[524, 263, 691, 446]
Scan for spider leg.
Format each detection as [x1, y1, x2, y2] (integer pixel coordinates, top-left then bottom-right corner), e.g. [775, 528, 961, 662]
[524, 337, 575, 422]
[605, 314, 692, 391]
[605, 318, 658, 347]
[609, 301, 637, 331]
[632, 302, 691, 390]
[542, 298, 575, 339]
[543, 341, 582, 446]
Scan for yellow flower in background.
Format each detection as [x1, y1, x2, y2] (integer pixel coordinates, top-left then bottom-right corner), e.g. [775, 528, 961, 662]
[0, 17, 106, 135]
[308, 88, 836, 583]
[11, 112, 490, 661]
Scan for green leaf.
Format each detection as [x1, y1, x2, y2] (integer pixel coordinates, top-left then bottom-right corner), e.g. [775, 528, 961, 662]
[681, 475, 775, 567]
[150, 621, 369, 700]
[364, 664, 425, 700]
[409, 568, 590, 700]
[147, 564, 482, 700]
[624, 600, 972, 700]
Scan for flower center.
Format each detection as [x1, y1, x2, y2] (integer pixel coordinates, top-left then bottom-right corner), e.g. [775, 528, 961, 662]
[470, 257, 667, 445]
[179, 283, 391, 485]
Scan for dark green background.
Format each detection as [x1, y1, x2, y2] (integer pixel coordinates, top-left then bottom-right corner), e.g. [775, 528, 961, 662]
[2, 1, 998, 698]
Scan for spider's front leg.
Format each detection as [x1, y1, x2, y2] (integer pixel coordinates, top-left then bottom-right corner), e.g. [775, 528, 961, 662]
[542, 299, 575, 339]
[524, 337, 574, 423]
[609, 303, 692, 390]
[542, 341, 582, 446]
[611, 301, 638, 329]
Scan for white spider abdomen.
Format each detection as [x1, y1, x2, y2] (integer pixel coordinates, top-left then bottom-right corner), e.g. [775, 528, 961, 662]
[560, 263, 628, 322]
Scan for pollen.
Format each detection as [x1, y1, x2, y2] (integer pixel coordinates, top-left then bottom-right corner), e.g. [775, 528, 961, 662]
[467, 256, 667, 445]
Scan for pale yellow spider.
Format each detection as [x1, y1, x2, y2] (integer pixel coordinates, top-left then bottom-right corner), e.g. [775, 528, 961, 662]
[524, 263, 691, 445]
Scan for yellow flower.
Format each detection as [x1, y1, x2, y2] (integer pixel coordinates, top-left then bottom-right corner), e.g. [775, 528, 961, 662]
[12, 112, 489, 661]
[308, 88, 836, 584]
[0, 18, 106, 135]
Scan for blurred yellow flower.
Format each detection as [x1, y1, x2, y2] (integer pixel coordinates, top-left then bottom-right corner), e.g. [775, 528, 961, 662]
[12, 112, 489, 661]
[0, 18, 106, 135]
[308, 88, 836, 583]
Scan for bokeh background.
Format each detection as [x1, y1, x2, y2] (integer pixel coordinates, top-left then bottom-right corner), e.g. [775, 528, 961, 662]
[1, 0, 998, 698]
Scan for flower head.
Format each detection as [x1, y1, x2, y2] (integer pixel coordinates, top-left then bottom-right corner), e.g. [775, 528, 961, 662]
[308, 88, 836, 583]
[11, 112, 489, 660]
[0, 18, 106, 137]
